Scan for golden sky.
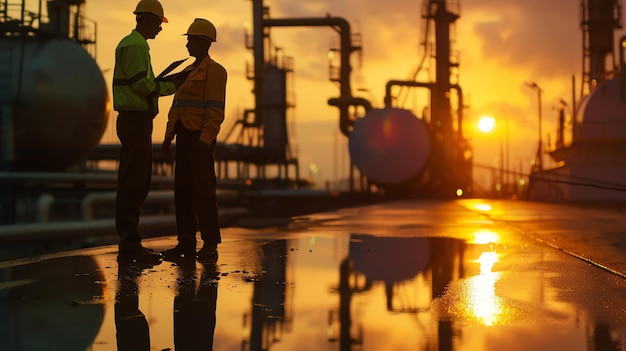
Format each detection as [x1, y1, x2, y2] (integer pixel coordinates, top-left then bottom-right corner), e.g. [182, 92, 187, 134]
[82, 0, 626, 188]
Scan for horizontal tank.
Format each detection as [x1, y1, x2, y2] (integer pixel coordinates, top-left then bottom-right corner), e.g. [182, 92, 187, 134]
[1, 37, 109, 171]
[348, 107, 432, 186]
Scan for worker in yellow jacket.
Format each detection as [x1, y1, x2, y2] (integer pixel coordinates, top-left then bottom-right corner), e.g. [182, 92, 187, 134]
[113, 0, 178, 263]
[161, 18, 227, 261]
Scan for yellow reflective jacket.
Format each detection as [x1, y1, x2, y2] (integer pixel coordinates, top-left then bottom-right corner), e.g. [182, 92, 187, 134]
[164, 56, 227, 144]
[113, 30, 176, 116]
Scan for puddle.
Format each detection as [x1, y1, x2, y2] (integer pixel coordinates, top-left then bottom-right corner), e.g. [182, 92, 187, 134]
[1, 232, 625, 350]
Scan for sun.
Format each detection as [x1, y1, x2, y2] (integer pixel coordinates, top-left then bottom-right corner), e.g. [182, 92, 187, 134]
[478, 116, 496, 133]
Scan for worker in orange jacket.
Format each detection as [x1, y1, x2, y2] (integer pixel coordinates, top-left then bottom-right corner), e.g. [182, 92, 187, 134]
[161, 18, 227, 261]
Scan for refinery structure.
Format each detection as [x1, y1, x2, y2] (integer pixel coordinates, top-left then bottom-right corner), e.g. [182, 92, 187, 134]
[528, 0, 626, 202]
[2, 1, 626, 349]
[0, 0, 473, 233]
[0, 0, 109, 227]
[2, 0, 626, 233]
[213, 0, 471, 197]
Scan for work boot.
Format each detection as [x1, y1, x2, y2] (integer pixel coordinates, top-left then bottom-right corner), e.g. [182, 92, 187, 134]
[162, 245, 196, 261]
[117, 246, 163, 264]
[196, 245, 218, 263]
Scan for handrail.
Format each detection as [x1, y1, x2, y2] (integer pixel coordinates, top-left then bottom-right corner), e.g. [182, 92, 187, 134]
[0, 0, 97, 59]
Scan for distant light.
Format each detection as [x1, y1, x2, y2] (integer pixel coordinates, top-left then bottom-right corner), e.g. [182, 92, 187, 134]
[245, 179, 252, 186]
[518, 178, 525, 186]
[474, 203, 492, 211]
[472, 230, 500, 244]
[456, 188, 463, 197]
[464, 149, 473, 160]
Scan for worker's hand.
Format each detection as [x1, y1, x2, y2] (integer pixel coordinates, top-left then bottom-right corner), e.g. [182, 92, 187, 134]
[171, 71, 190, 89]
[162, 139, 173, 158]
[198, 135, 214, 147]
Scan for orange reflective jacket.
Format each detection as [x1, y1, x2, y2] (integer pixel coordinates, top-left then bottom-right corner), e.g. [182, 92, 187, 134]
[164, 56, 227, 144]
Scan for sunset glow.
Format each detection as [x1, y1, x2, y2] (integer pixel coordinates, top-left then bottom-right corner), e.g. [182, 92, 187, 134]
[81, 0, 626, 186]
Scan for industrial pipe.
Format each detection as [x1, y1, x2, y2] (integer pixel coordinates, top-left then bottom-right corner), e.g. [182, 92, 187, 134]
[328, 96, 373, 135]
[384, 80, 434, 107]
[383, 80, 464, 138]
[263, 16, 359, 136]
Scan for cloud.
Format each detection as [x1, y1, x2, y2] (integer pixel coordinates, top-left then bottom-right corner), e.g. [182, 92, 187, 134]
[466, 0, 581, 79]
[258, 1, 423, 70]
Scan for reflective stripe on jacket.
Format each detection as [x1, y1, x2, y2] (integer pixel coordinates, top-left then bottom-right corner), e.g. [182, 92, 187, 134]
[165, 56, 227, 144]
[113, 30, 176, 115]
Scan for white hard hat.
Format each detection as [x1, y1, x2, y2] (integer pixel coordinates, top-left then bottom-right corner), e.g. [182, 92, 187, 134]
[185, 18, 217, 42]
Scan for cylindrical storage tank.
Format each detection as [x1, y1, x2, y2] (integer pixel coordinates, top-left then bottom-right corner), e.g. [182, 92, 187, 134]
[2, 38, 109, 171]
[348, 107, 431, 187]
[575, 76, 626, 141]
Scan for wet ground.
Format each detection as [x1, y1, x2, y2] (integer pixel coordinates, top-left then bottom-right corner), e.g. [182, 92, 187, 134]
[1, 199, 626, 351]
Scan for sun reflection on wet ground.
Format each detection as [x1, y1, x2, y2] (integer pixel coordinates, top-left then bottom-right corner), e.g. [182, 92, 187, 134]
[1, 200, 626, 350]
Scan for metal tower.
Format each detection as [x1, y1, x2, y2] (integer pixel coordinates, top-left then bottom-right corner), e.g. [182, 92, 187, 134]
[580, 0, 623, 94]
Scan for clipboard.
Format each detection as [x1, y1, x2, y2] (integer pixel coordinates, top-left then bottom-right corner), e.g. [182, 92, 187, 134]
[155, 58, 188, 81]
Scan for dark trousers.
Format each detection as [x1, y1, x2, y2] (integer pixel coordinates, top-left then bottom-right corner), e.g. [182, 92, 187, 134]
[115, 111, 153, 251]
[115, 265, 150, 351]
[174, 121, 221, 248]
[173, 261, 218, 350]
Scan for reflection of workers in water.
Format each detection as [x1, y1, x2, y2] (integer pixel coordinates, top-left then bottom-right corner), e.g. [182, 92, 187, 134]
[173, 259, 219, 350]
[115, 263, 152, 351]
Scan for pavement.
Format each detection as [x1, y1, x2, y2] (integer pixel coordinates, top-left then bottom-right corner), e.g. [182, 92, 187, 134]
[1, 198, 626, 351]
